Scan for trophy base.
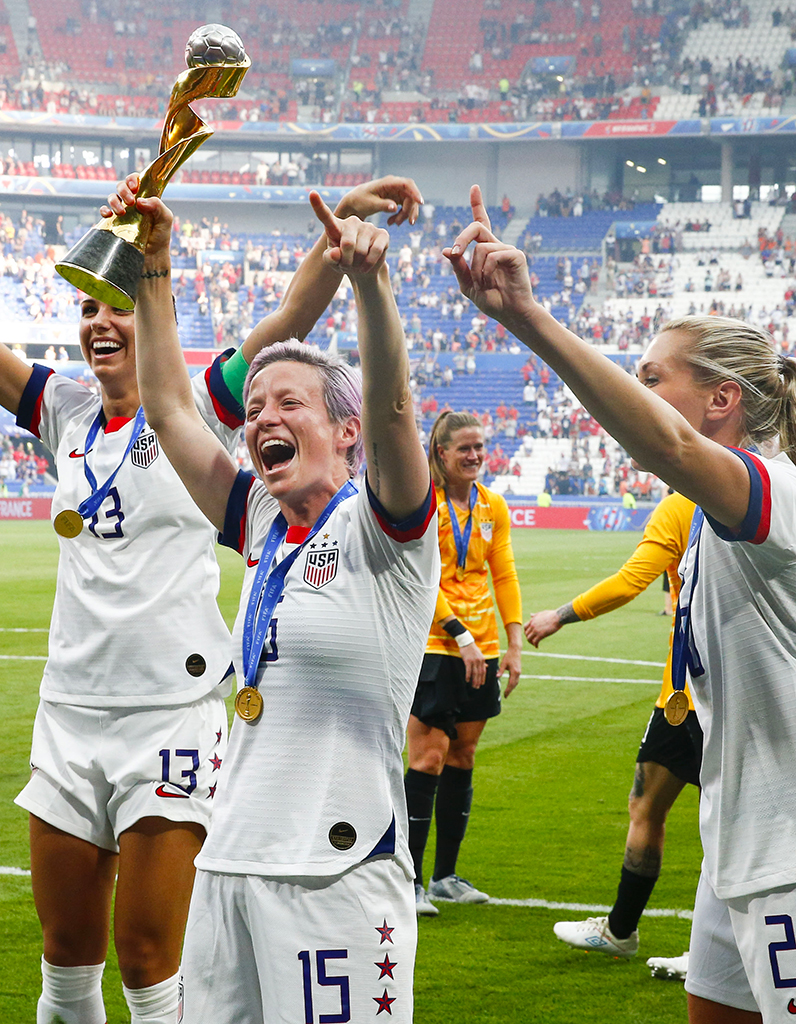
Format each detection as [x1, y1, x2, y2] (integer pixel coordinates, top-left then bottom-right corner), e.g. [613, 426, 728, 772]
[56, 228, 145, 310]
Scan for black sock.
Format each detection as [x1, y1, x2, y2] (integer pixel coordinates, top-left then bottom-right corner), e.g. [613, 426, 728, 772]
[405, 768, 440, 887]
[432, 764, 473, 882]
[608, 867, 659, 938]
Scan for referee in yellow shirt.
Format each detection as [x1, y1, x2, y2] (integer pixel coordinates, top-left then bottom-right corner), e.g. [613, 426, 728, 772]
[526, 490, 698, 974]
[406, 411, 523, 916]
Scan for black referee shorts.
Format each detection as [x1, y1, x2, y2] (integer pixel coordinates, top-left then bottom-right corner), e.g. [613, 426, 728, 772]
[410, 653, 501, 739]
[637, 705, 703, 788]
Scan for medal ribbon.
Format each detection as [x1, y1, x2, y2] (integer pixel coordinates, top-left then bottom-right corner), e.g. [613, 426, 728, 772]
[671, 506, 706, 693]
[242, 480, 356, 690]
[446, 484, 477, 571]
[77, 407, 147, 520]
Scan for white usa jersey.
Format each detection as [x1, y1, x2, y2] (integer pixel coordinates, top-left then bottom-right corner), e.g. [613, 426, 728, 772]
[195, 472, 439, 878]
[16, 357, 245, 707]
[681, 449, 796, 899]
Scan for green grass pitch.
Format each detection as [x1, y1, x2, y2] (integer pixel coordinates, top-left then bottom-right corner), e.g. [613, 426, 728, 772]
[0, 522, 699, 1023]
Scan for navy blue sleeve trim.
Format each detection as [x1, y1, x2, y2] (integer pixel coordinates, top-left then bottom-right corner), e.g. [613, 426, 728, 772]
[218, 469, 255, 553]
[208, 348, 245, 426]
[16, 363, 54, 433]
[704, 448, 768, 543]
[365, 476, 434, 533]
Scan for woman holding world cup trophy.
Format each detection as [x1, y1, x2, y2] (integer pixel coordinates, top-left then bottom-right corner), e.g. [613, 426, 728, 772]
[3, 23, 424, 1014]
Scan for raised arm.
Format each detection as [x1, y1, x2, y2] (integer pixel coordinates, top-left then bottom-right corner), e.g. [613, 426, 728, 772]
[0, 343, 34, 416]
[104, 183, 238, 532]
[240, 175, 424, 362]
[444, 186, 750, 531]
[309, 192, 430, 521]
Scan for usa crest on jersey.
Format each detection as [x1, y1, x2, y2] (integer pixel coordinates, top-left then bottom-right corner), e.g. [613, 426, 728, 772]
[131, 431, 159, 469]
[480, 520, 493, 541]
[304, 548, 339, 589]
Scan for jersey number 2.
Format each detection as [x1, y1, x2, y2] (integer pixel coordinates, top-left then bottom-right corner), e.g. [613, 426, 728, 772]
[297, 949, 350, 1023]
[766, 914, 796, 988]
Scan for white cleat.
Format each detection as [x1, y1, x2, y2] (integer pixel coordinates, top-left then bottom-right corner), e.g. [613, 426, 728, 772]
[553, 916, 639, 958]
[647, 952, 689, 980]
[414, 884, 439, 916]
[428, 874, 489, 903]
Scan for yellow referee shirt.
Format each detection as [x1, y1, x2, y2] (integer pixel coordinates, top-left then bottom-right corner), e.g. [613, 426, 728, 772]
[427, 482, 522, 659]
[572, 491, 695, 709]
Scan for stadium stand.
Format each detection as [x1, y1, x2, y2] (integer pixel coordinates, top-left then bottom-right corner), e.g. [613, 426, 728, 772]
[0, 0, 785, 128]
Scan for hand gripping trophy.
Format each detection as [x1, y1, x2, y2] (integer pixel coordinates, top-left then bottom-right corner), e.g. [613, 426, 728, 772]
[56, 24, 249, 308]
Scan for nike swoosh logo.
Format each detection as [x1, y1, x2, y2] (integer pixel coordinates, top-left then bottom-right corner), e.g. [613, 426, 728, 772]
[155, 784, 190, 799]
[788, 998, 796, 1015]
[68, 448, 93, 459]
[247, 556, 260, 567]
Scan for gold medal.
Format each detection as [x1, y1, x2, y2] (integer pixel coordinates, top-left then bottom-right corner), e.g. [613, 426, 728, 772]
[53, 509, 84, 538]
[455, 566, 466, 581]
[664, 690, 689, 727]
[235, 686, 263, 722]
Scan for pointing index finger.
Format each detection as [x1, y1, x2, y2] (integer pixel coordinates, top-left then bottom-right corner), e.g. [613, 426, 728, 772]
[309, 190, 341, 241]
[470, 184, 491, 230]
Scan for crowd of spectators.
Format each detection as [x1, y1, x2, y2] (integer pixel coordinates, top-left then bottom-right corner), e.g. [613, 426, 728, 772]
[0, 211, 77, 327]
[539, 440, 663, 500]
[0, 436, 50, 491]
[0, 0, 788, 131]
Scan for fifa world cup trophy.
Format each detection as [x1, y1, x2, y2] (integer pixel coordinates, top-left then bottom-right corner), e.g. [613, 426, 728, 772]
[56, 25, 250, 308]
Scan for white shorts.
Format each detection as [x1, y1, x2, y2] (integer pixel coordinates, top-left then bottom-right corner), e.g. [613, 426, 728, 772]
[15, 691, 227, 852]
[180, 857, 417, 1024]
[687, 870, 796, 1020]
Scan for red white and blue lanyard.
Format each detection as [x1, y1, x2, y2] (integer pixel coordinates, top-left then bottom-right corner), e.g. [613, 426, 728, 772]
[77, 406, 147, 521]
[242, 480, 356, 690]
[446, 484, 477, 572]
[671, 506, 706, 694]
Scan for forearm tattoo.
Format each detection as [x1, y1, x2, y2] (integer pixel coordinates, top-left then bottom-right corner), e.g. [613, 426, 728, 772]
[556, 601, 581, 625]
[369, 442, 380, 496]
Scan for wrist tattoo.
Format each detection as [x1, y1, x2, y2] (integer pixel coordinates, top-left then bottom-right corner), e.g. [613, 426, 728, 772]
[556, 602, 581, 625]
[141, 268, 170, 280]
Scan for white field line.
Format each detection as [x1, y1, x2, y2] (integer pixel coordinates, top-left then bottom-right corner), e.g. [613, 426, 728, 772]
[521, 674, 660, 685]
[1, 626, 48, 660]
[0, 664, 663, 679]
[485, 897, 693, 920]
[524, 651, 666, 668]
[1, 640, 665, 670]
[0, 867, 693, 919]
[1, 625, 49, 661]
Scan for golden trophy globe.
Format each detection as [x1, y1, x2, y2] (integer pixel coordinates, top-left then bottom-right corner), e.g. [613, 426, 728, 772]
[56, 24, 250, 309]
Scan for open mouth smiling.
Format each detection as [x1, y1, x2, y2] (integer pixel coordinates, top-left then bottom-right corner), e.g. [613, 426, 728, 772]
[91, 339, 123, 357]
[260, 438, 296, 472]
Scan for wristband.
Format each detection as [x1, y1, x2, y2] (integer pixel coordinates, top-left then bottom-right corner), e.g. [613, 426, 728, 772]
[454, 630, 475, 648]
[443, 618, 467, 638]
[220, 345, 251, 403]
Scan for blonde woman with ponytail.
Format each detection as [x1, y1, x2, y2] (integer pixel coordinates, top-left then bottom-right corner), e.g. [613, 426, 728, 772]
[446, 184, 796, 1024]
[406, 409, 523, 916]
